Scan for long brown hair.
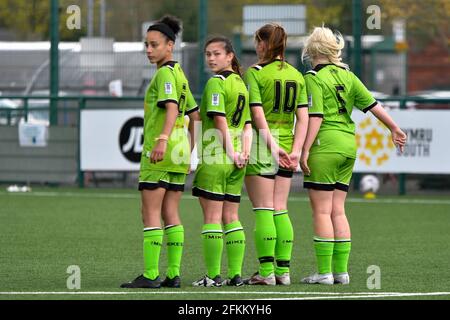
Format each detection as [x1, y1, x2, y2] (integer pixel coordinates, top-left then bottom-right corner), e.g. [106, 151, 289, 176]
[255, 23, 287, 67]
[204, 36, 242, 76]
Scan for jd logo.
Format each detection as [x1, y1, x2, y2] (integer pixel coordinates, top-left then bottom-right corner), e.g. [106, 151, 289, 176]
[119, 117, 143, 163]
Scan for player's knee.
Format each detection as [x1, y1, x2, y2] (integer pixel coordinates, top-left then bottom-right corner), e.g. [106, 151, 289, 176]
[331, 205, 345, 217]
[274, 204, 287, 212]
[222, 213, 239, 225]
[313, 207, 332, 217]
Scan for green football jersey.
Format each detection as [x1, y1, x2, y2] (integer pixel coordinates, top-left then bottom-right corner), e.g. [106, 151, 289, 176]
[305, 63, 377, 159]
[244, 59, 308, 152]
[141, 61, 198, 173]
[198, 70, 251, 163]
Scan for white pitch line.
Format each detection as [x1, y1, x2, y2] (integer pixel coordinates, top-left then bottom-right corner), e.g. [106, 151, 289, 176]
[260, 292, 450, 300]
[1, 191, 450, 205]
[1, 291, 450, 297]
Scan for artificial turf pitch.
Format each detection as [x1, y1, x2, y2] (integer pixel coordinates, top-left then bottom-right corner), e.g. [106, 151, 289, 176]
[1, 187, 449, 300]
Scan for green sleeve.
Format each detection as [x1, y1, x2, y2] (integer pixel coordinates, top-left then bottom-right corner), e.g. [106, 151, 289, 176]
[244, 68, 262, 107]
[155, 67, 179, 108]
[352, 73, 377, 113]
[305, 74, 324, 116]
[297, 74, 309, 108]
[185, 89, 199, 115]
[204, 77, 226, 117]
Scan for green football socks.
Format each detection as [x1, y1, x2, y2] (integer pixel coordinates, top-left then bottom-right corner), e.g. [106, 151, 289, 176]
[333, 239, 351, 274]
[313, 236, 334, 275]
[253, 208, 276, 277]
[274, 210, 293, 276]
[224, 220, 246, 278]
[165, 225, 184, 279]
[202, 224, 223, 278]
[143, 228, 163, 280]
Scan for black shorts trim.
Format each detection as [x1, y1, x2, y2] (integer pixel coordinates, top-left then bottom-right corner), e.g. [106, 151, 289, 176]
[257, 174, 276, 180]
[303, 182, 335, 191]
[157, 99, 179, 109]
[297, 104, 309, 109]
[277, 168, 294, 178]
[250, 103, 263, 108]
[335, 182, 350, 192]
[224, 194, 241, 203]
[138, 181, 185, 192]
[309, 114, 324, 118]
[185, 106, 199, 115]
[192, 187, 225, 202]
[303, 181, 349, 192]
[363, 101, 378, 113]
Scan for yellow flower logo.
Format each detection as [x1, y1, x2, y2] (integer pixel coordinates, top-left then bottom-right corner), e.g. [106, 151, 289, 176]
[356, 118, 395, 166]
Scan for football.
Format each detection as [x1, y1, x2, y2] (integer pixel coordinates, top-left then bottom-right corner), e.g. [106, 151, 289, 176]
[360, 174, 380, 193]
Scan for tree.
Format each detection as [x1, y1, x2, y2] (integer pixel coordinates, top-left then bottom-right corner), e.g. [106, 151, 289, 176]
[373, 0, 449, 47]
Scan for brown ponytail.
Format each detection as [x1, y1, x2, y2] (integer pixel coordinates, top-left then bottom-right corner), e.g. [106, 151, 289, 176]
[204, 36, 242, 77]
[255, 23, 287, 68]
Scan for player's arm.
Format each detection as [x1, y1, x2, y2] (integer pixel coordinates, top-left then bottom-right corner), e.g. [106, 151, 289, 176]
[250, 106, 291, 169]
[151, 102, 179, 163]
[369, 103, 407, 153]
[151, 69, 179, 163]
[185, 89, 200, 152]
[188, 110, 201, 152]
[300, 74, 324, 175]
[213, 115, 243, 167]
[300, 116, 322, 176]
[352, 73, 407, 153]
[241, 122, 253, 165]
[291, 107, 309, 170]
[290, 78, 309, 170]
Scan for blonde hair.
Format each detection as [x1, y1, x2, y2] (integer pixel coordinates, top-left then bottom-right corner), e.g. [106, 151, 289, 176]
[302, 26, 348, 69]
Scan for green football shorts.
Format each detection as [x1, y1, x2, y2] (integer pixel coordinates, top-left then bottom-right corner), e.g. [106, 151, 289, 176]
[303, 153, 355, 192]
[246, 134, 294, 178]
[138, 170, 186, 191]
[192, 163, 246, 203]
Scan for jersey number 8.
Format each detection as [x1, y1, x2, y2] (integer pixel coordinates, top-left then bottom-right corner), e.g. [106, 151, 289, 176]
[231, 94, 246, 127]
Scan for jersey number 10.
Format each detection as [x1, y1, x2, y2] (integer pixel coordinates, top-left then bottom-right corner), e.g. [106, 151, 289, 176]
[272, 80, 297, 114]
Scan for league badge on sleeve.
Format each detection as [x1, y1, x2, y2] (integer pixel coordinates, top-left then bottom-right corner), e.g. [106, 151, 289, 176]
[165, 82, 173, 94]
[212, 93, 220, 106]
[308, 94, 313, 108]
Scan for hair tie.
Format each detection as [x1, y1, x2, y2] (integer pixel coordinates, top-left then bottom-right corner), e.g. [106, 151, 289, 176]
[147, 23, 176, 42]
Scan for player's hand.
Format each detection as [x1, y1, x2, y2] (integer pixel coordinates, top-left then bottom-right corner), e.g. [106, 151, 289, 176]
[300, 150, 310, 176]
[391, 127, 407, 154]
[150, 140, 167, 163]
[241, 151, 250, 166]
[233, 152, 246, 169]
[288, 151, 301, 171]
[275, 147, 292, 169]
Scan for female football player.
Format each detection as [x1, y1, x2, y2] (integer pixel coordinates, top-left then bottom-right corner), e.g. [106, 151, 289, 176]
[121, 15, 200, 289]
[300, 26, 407, 285]
[243, 23, 309, 285]
[192, 36, 252, 287]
